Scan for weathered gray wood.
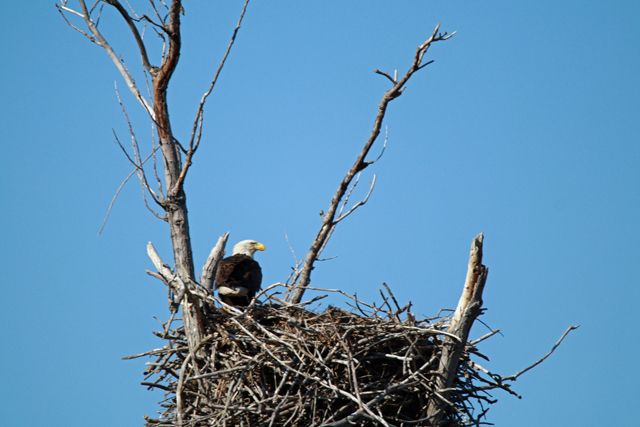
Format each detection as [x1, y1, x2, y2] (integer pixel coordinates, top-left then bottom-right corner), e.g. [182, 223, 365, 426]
[200, 232, 230, 293]
[426, 233, 488, 424]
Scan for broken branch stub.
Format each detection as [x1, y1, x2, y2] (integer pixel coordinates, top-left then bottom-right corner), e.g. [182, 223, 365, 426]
[426, 233, 489, 423]
[200, 232, 230, 293]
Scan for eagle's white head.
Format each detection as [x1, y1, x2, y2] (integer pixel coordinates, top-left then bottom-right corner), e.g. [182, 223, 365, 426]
[232, 240, 266, 257]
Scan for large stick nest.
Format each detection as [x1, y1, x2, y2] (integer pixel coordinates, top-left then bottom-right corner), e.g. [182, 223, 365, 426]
[134, 286, 515, 426]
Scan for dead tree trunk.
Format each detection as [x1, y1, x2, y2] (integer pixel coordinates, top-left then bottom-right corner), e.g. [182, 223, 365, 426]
[426, 233, 488, 424]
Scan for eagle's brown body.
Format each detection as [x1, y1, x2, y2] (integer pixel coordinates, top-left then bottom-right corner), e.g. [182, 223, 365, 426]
[215, 253, 262, 306]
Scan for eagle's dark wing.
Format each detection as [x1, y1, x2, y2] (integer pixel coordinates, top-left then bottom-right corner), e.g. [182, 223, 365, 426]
[215, 254, 262, 306]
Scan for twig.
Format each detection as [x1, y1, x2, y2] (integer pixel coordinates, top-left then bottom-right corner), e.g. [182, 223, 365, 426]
[97, 144, 164, 235]
[374, 69, 396, 84]
[113, 84, 164, 207]
[470, 329, 502, 346]
[334, 174, 377, 224]
[187, 0, 251, 152]
[504, 325, 579, 380]
[172, 0, 251, 196]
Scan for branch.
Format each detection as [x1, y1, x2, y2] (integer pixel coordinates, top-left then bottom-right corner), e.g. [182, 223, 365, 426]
[320, 355, 439, 427]
[56, 4, 94, 41]
[98, 164, 138, 236]
[98, 144, 165, 235]
[373, 69, 396, 84]
[188, 0, 251, 152]
[114, 83, 165, 207]
[111, 130, 165, 221]
[63, 0, 210, 361]
[103, 0, 156, 74]
[153, 0, 181, 96]
[171, 0, 250, 195]
[368, 125, 389, 165]
[59, 0, 155, 118]
[146, 241, 177, 284]
[148, 0, 167, 26]
[150, 126, 165, 197]
[334, 174, 376, 224]
[504, 325, 579, 381]
[171, 0, 251, 196]
[426, 233, 488, 424]
[451, 233, 487, 329]
[58, 3, 85, 18]
[289, 24, 452, 304]
[200, 232, 230, 293]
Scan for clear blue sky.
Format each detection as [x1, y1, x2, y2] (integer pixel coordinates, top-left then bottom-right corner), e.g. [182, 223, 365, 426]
[1, 1, 638, 426]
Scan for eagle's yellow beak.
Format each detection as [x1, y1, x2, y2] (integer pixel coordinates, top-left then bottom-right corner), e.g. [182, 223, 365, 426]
[254, 242, 266, 251]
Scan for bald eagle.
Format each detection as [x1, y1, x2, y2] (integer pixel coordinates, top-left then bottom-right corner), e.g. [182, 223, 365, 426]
[215, 240, 265, 307]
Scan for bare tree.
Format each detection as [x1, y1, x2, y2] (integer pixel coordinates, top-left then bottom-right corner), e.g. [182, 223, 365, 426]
[58, 0, 251, 357]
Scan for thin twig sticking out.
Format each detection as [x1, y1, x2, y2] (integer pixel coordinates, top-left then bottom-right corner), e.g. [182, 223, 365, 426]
[188, 0, 251, 152]
[113, 83, 165, 207]
[58, 0, 250, 223]
[103, 0, 155, 73]
[289, 24, 454, 304]
[173, 0, 251, 196]
[97, 144, 163, 235]
[146, 241, 207, 353]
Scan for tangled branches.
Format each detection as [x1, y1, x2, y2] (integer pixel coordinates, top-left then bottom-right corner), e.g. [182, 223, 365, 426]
[127, 283, 573, 427]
